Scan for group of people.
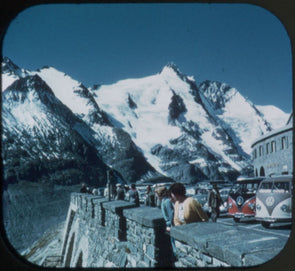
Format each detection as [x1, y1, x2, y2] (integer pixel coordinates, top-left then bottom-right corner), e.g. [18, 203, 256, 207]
[147, 182, 223, 260]
[151, 183, 209, 232]
[81, 181, 223, 224]
[80, 181, 140, 204]
[105, 183, 140, 204]
[81, 181, 223, 222]
[80, 181, 223, 261]
[150, 183, 210, 259]
[80, 183, 96, 195]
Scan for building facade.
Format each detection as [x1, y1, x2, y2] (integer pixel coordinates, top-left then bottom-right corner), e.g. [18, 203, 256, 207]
[251, 113, 293, 177]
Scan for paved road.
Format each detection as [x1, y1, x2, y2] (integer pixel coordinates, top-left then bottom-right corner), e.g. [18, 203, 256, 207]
[217, 216, 292, 242]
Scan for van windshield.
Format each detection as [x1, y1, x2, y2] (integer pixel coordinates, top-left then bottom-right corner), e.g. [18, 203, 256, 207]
[259, 181, 290, 193]
[230, 182, 258, 194]
[274, 181, 290, 193]
[259, 182, 272, 193]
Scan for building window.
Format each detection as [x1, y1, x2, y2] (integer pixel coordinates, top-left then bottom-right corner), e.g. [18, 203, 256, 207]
[253, 149, 257, 159]
[271, 140, 276, 153]
[281, 136, 287, 149]
[260, 167, 265, 176]
[266, 142, 270, 154]
[259, 146, 263, 156]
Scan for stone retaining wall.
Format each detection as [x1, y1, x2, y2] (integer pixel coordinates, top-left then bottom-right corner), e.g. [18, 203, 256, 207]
[59, 193, 287, 268]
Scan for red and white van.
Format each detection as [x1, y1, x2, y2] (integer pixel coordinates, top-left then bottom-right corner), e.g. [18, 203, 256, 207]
[227, 177, 265, 222]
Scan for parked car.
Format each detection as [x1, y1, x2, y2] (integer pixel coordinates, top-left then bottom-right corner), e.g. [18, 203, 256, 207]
[255, 175, 292, 227]
[193, 188, 209, 207]
[201, 188, 229, 215]
[194, 181, 232, 215]
[227, 177, 265, 222]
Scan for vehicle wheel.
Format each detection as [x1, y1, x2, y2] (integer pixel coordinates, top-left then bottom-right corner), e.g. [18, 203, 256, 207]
[234, 217, 240, 223]
[261, 221, 271, 228]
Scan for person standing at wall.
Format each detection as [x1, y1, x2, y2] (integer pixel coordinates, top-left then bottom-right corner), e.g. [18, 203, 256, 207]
[170, 183, 208, 226]
[124, 185, 130, 200]
[159, 186, 177, 260]
[128, 183, 140, 206]
[208, 184, 223, 222]
[155, 186, 167, 208]
[80, 183, 87, 193]
[109, 169, 117, 199]
[115, 183, 125, 200]
[145, 185, 156, 207]
[92, 188, 99, 195]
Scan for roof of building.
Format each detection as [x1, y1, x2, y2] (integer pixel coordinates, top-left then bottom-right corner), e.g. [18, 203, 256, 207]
[286, 112, 293, 126]
[251, 112, 293, 148]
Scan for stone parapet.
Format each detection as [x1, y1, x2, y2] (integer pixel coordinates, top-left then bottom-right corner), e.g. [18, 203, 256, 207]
[59, 193, 289, 268]
[124, 206, 173, 267]
[61, 194, 175, 268]
[103, 200, 136, 241]
[170, 222, 287, 267]
[123, 206, 166, 228]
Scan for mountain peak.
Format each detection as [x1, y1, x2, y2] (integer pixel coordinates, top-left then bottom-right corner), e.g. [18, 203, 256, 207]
[165, 62, 180, 71]
[161, 62, 182, 77]
[160, 62, 199, 95]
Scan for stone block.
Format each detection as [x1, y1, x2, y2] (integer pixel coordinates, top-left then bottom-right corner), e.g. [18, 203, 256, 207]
[142, 243, 147, 253]
[123, 206, 166, 228]
[144, 236, 151, 244]
[171, 222, 231, 248]
[146, 244, 155, 258]
[178, 257, 192, 267]
[143, 254, 152, 266]
[185, 255, 198, 265]
[127, 254, 139, 267]
[243, 248, 283, 267]
[105, 261, 116, 267]
[103, 200, 136, 215]
[174, 261, 185, 268]
[212, 257, 230, 267]
[201, 253, 213, 264]
[208, 230, 285, 266]
[127, 243, 138, 254]
[137, 261, 149, 268]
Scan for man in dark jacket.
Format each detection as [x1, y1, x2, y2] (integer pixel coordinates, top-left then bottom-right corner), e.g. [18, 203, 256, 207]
[128, 184, 140, 206]
[116, 184, 125, 200]
[80, 183, 87, 193]
[145, 185, 156, 207]
[208, 184, 223, 222]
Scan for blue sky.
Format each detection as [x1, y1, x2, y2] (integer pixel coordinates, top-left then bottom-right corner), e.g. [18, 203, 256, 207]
[2, 3, 292, 113]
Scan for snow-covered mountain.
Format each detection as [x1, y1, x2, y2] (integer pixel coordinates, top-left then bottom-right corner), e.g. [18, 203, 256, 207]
[2, 57, 157, 187]
[2, 57, 289, 185]
[2, 57, 289, 255]
[199, 81, 289, 154]
[2, 72, 109, 187]
[89, 63, 289, 181]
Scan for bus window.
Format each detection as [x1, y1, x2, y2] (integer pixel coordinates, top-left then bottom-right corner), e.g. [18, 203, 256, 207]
[230, 183, 240, 194]
[258, 182, 272, 193]
[246, 183, 258, 193]
[273, 181, 289, 193]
